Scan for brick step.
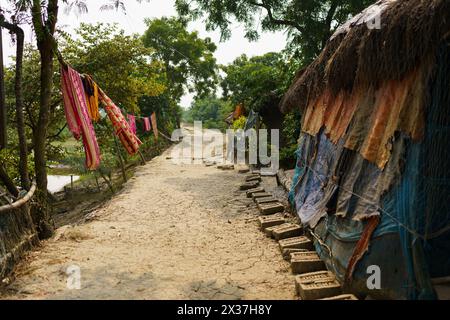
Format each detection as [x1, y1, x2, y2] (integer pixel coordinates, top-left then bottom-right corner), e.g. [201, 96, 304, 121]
[258, 215, 285, 230]
[295, 271, 341, 300]
[257, 202, 285, 215]
[279, 236, 313, 252]
[264, 223, 299, 238]
[290, 251, 326, 274]
[217, 164, 234, 170]
[320, 294, 358, 300]
[264, 223, 294, 237]
[254, 197, 278, 204]
[246, 187, 265, 198]
[282, 248, 308, 260]
[246, 176, 262, 182]
[252, 192, 272, 200]
[271, 223, 301, 240]
[239, 181, 260, 190]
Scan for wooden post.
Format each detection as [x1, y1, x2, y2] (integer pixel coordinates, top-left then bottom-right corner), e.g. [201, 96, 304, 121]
[94, 174, 100, 192]
[113, 133, 127, 183]
[138, 150, 146, 165]
[256, 114, 261, 168]
[70, 175, 74, 189]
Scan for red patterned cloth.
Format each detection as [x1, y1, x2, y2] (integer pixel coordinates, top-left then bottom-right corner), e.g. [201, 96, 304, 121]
[98, 89, 142, 155]
[61, 66, 101, 170]
[127, 114, 137, 135]
[143, 117, 151, 132]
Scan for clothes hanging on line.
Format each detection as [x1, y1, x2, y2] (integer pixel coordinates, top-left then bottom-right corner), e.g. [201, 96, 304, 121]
[151, 112, 158, 140]
[143, 117, 151, 132]
[61, 66, 101, 170]
[128, 114, 137, 135]
[81, 74, 100, 122]
[99, 89, 142, 155]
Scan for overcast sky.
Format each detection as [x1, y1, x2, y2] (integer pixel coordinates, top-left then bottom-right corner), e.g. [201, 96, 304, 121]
[1, 0, 287, 108]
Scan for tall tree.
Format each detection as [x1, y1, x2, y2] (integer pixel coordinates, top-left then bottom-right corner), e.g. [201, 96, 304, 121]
[221, 52, 288, 131]
[2, 0, 149, 239]
[27, 0, 59, 238]
[142, 17, 218, 103]
[0, 14, 30, 191]
[175, 0, 373, 63]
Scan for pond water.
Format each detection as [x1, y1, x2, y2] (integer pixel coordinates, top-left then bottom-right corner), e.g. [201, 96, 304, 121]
[47, 175, 80, 194]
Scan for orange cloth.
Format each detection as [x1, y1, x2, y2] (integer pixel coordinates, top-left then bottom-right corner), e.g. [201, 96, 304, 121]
[300, 63, 429, 169]
[233, 104, 244, 119]
[82, 75, 100, 122]
[98, 89, 142, 155]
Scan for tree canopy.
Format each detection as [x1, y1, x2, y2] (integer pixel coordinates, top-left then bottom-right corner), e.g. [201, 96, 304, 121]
[221, 52, 287, 114]
[62, 23, 166, 113]
[142, 17, 218, 102]
[184, 96, 232, 131]
[175, 0, 373, 63]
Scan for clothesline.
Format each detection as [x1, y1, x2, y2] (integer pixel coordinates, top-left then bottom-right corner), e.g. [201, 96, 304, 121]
[60, 62, 159, 170]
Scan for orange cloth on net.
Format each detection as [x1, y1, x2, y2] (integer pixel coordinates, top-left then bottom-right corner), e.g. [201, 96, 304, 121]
[98, 89, 142, 155]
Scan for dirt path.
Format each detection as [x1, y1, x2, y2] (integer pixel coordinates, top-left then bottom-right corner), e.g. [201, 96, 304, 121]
[1, 131, 295, 300]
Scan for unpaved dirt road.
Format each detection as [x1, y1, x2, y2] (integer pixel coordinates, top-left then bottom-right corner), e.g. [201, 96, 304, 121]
[1, 130, 295, 300]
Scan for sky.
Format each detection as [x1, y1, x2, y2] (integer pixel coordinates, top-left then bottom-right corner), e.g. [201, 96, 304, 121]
[1, 0, 287, 108]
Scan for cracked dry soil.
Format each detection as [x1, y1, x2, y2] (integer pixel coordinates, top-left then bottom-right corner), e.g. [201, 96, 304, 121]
[1, 141, 295, 300]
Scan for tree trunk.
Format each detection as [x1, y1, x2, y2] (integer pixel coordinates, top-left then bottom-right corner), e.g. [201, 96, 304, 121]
[0, 164, 18, 197]
[32, 41, 55, 239]
[0, 26, 6, 149]
[113, 133, 127, 183]
[29, 0, 59, 239]
[14, 27, 31, 191]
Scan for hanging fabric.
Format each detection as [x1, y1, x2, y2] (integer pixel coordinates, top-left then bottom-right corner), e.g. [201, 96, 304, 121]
[128, 114, 137, 135]
[82, 74, 100, 122]
[61, 66, 101, 170]
[143, 117, 151, 132]
[150, 112, 158, 140]
[98, 89, 142, 155]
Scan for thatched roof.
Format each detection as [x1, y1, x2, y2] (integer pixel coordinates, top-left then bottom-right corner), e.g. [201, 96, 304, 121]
[280, 0, 450, 113]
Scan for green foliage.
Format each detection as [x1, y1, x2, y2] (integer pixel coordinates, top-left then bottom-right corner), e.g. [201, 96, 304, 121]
[0, 147, 35, 182]
[62, 23, 166, 113]
[184, 96, 233, 131]
[142, 17, 218, 102]
[221, 52, 288, 114]
[175, 0, 374, 64]
[232, 116, 247, 130]
[280, 111, 302, 168]
[3, 45, 67, 165]
[1, 22, 174, 188]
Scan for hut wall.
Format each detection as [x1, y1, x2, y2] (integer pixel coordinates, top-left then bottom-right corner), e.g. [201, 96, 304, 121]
[288, 40, 450, 300]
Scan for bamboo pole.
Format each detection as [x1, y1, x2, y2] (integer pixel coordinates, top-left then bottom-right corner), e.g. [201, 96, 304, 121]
[0, 180, 36, 213]
[113, 133, 127, 183]
[138, 150, 146, 165]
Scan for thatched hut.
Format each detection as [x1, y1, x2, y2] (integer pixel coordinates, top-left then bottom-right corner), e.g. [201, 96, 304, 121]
[280, 0, 450, 299]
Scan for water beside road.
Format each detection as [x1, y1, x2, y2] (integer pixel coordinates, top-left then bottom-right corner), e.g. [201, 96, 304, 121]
[47, 175, 80, 193]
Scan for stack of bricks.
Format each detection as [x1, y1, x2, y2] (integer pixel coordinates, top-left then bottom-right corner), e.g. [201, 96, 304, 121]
[239, 169, 356, 300]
